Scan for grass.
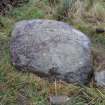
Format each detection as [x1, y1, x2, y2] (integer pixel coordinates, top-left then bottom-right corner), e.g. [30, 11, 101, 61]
[1, 0, 105, 104]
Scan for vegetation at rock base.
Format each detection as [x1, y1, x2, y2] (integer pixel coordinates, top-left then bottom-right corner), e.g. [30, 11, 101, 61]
[1, 0, 105, 104]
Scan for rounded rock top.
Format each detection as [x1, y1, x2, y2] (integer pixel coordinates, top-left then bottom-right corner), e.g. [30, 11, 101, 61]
[10, 19, 92, 84]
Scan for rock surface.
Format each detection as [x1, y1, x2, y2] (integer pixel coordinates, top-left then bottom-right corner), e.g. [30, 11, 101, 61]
[49, 96, 70, 105]
[95, 71, 105, 87]
[92, 49, 105, 87]
[10, 19, 92, 84]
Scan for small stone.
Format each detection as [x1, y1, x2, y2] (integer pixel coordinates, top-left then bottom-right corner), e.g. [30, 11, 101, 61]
[10, 19, 92, 84]
[95, 71, 105, 87]
[49, 96, 70, 105]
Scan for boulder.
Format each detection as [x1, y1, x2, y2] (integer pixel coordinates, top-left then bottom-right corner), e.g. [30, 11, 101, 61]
[10, 19, 92, 84]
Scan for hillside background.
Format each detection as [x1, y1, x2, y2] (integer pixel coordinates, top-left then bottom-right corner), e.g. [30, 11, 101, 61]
[1, 0, 105, 105]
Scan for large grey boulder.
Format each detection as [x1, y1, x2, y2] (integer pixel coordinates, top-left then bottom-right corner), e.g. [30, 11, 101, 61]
[10, 19, 92, 84]
[93, 49, 105, 87]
